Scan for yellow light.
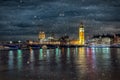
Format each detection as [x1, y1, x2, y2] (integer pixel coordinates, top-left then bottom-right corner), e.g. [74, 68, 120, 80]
[79, 23, 85, 45]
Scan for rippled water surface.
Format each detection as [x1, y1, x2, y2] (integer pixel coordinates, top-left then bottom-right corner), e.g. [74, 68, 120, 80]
[0, 48, 120, 80]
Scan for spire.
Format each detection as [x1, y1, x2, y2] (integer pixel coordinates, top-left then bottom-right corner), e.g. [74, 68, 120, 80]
[80, 22, 84, 28]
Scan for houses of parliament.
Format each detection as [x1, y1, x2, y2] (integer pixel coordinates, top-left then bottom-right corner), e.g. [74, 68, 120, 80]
[38, 23, 85, 46]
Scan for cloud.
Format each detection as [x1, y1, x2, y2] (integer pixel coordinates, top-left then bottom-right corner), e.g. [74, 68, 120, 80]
[0, 0, 120, 40]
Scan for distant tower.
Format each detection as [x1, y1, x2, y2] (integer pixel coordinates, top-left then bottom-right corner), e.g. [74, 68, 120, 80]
[38, 32, 45, 40]
[79, 22, 85, 45]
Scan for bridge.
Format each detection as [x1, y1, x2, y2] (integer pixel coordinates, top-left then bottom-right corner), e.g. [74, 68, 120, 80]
[0, 43, 85, 50]
[28, 44, 84, 49]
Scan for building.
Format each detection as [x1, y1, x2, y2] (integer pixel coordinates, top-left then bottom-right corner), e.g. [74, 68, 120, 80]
[37, 22, 85, 46]
[38, 32, 46, 43]
[113, 34, 120, 44]
[59, 35, 70, 45]
[38, 32, 45, 40]
[88, 34, 113, 46]
[70, 22, 85, 45]
[70, 39, 79, 45]
[79, 22, 85, 45]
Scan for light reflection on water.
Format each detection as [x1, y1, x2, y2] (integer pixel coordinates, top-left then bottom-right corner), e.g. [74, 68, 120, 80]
[55, 48, 60, 62]
[39, 49, 43, 60]
[8, 50, 14, 70]
[0, 47, 120, 80]
[17, 49, 22, 70]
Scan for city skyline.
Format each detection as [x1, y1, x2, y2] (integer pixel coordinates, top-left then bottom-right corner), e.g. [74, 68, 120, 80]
[0, 0, 120, 40]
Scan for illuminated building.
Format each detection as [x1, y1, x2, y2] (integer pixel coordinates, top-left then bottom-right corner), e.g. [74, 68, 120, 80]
[113, 34, 120, 44]
[38, 32, 46, 43]
[37, 23, 85, 45]
[87, 34, 112, 47]
[38, 32, 45, 40]
[79, 22, 85, 45]
[70, 22, 85, 45]
[70, 39, 79, 45]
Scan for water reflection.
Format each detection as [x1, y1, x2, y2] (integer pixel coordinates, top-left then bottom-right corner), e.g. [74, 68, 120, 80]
[8, 50, 14, 70]
[39, 49, 43, 60]
[46, 49, 50, 61]
[55, 48, 60, 62]
[61, 48, 67, 64]
[30, 49, 35, 70]
[86, 48, 97, 80]
[77, 48, 87, 79]
[102, 48, 110, 59]
[17, 49, 22, 70]
[30, 49, 34, 62]
[110, 48, 119, 68]
[86, 48, 96, 67]
[0, 48, 120, 80]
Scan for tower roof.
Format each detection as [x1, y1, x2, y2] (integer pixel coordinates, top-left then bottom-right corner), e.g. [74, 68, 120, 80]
[80, 22, 84, 28]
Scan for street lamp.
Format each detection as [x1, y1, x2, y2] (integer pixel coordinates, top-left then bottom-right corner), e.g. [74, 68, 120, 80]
[10, 41, 12, 44]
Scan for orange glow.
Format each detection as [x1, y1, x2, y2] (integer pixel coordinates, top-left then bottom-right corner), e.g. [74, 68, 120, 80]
[39, 32, 45, 40]
[79, 23, 85, 45]
[78, 48, 87, 73]
[70, 23, 85, 46]
[70, 40, 79, 45]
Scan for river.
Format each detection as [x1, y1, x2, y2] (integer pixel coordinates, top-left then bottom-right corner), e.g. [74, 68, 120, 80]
[0, 47, 120, 80]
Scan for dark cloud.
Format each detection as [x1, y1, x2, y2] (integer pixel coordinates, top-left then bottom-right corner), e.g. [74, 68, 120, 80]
[0, 0, 120, 40]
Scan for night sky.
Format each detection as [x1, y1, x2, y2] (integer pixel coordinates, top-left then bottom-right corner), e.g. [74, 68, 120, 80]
[0, 0, 120, 41]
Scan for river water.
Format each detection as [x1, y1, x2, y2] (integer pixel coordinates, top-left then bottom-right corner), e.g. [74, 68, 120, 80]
[0, 47, 120, 80]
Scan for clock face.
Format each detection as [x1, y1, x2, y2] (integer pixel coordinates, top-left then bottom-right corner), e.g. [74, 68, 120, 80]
[79, 28, 84, 32]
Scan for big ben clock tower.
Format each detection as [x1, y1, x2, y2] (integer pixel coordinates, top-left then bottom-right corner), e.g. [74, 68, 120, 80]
[79, 22, 85, 45]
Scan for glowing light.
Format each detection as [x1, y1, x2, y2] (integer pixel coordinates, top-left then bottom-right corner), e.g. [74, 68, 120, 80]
[18, 40, 21, 43]
[79, 23, 85, 45]
[46, 49, 50, 60]
[10, 41, 12, 44]
[39, 32, 45, 40]
[30, 49, 34, 62]
[75, 47, 78, 53]
[17, 49, 22, 70]
[56, 48, 60, 62]
[67, 48, 71, 63]
[78, 48, 87, 73]
[67, 48, 70, 58]
[102, 48, 110, 58]
[8, 50, 14, 69]
[39, 49, 43, 60]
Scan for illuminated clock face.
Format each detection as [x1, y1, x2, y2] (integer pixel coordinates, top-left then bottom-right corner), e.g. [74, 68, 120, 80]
[79, 28, 84, 32]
